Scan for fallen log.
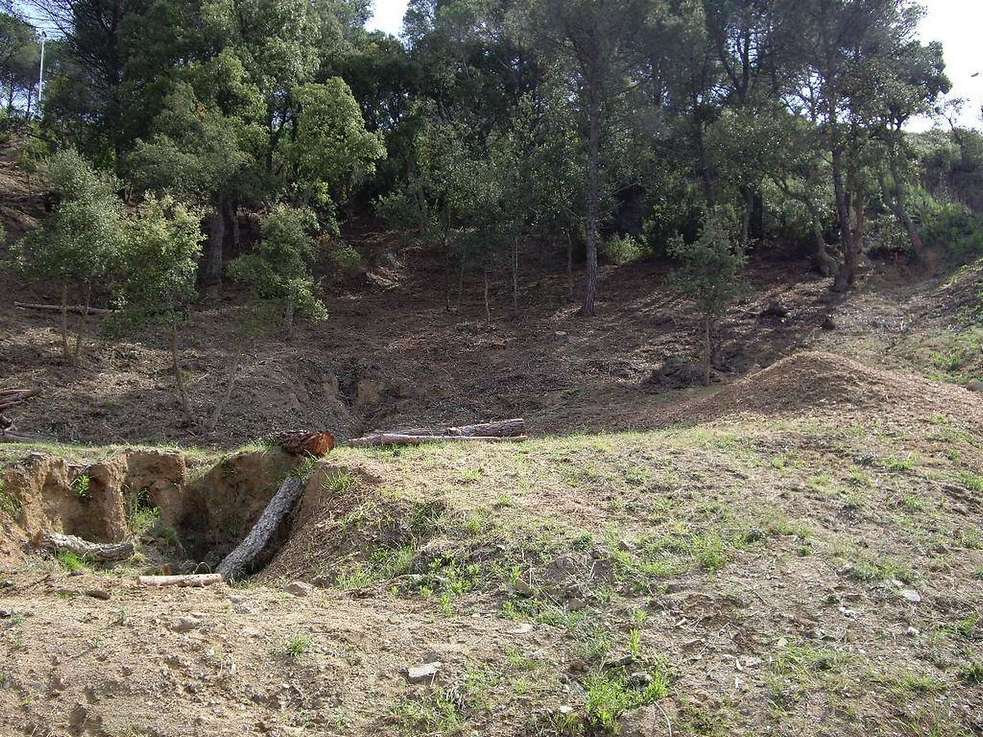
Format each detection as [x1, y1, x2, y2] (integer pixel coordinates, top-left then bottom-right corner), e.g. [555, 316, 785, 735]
[217, 476, 306, 581]
[391, 418, 526, 438]
[348, 433, 528, 448]
[0, 389, 41, 413]
[15, 301, 114, 316]
[41, 532, 134, 562]
[138, 574, 223, 588]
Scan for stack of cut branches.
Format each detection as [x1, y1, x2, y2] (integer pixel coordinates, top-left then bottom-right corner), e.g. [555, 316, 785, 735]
[349, 418, 527, 448]
[0, 388, 42, 443]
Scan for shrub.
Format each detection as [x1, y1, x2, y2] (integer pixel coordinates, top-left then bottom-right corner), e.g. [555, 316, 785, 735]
[921, 201, 983, 260]
[603, 234, 648, 266]
[330, 242, 363, 274]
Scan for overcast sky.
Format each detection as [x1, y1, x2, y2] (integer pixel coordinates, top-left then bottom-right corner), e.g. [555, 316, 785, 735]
[367, 0, 982, 129]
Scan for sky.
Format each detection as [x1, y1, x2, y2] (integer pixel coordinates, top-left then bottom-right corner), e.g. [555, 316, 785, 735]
[367, 0, 982, 129]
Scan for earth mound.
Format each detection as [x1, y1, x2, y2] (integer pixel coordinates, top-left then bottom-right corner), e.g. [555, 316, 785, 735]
[671, 351, 983, 426]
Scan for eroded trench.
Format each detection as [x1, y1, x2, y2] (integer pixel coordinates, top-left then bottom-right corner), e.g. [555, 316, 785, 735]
[1, 448, 312, 575]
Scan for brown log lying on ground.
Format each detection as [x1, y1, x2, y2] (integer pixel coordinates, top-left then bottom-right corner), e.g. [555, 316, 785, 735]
[41, 532, 135, 562]
[391, 418, 526, 438]
[0, 388, 41, 413]
[138, 574, 224, 588]
[14, 301, 115, 316]
[217, 477, 306, 581]
[348, 433, 528, 448]
[270, 431, 336, 458]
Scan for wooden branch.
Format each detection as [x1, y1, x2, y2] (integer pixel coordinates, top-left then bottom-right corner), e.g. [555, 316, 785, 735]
[391, 418, 526, 438]
[41, 532, 134, 562]
[138, 574, 224, 588]
[217, 477, 306, 581]
[15, 301, 114, 316]
[348, 434, 528, 448]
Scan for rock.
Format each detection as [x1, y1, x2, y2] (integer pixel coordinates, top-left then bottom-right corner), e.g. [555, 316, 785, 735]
[170, 615, 202, 633]
[821, 314, 837, 331]
[899, 588, 922, 604]
[285, 581, 315, 598]
[906, 626, 920, 637]
[509, 623, 534, 635]
[406, 662, 441, 684]
[966, 380, 983, 393]
[604, 654, 635, 670]
[0, 609, 14, 618]
[0, 580, 13, 588]
[627, 672, 653, 689]
[85, 589, 111, 601]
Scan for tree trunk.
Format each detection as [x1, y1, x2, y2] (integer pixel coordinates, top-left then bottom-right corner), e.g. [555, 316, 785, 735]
[385, 419, 525, 438]
[457, 256, 466, 307]
[284, 296, 295, 341]
[830, 146, 855, 293]
[139, 574, 223, 588]
[883, 165, 924, 257]
[73, 283, 92, 362]
[812, 219, 838, 277]
[202, 204, 226, 286]
[41, 532, 134, 562]
[566, 230, 575, 301]
[60, 283, 70, 361]
[582, 85, 602, 317]
[170, 322, 194, 427]
[483, 269, 491, 322]
[217, 477, 307, 581]
[511, 239, 519, 311]
[703, 317, 712, 387]
[349, 434, 528, 448]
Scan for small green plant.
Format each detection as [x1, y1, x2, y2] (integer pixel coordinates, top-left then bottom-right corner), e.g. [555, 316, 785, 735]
[283, 633, 313, 659]
[392, 690, 467, 736]
[322, 470, 356, 495]
[127, 488, 161, 537]
[73, 474, 92, 499]
[958, 661, 983, 685]
[628, 628, 643, 659]
[583, 669, 670, 733]
[56, 550, 88, 573]
[882, 455, 915, 473]
[958, 471, 983, 493]
[0, 479, 21, 518]
[693, 533, 728, 573]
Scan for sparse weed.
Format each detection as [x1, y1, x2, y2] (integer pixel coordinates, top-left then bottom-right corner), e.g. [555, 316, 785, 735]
[55, 551, 88, 573]
[0, 479, 20, 518]
[958, 661, 983, 684]
[73, 474, 92, 499]
[583, 669, 670, 733]
[282, 633, 313, 659]
[322, 469, 357, 495]
[957, 471, 983, 493]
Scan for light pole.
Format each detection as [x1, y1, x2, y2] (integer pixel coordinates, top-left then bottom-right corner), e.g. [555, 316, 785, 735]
[37, 30, 47, 117]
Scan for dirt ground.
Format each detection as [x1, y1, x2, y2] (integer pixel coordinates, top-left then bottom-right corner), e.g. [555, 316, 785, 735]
[2, 149, 982, 736]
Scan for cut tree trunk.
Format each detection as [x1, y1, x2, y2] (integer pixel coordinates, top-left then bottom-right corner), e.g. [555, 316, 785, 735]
[41, 532, 134, 562]
[216, 477, 306, 581]
[270, 431, 336, 458]
[391, 419, 525, 438]
[139, 574, 223, 588]
[349, 434, 527, 448]
[15, 302, 114, 316]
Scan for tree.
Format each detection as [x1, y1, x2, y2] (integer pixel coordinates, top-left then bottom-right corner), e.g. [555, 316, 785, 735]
[116, 196, 205, 425]
[669, 211, 747, 386]
[0, 10, 40, 114]
[227, 205, 328, 339]
[526, 0, 659, 315]
[9, 148, 123, 362]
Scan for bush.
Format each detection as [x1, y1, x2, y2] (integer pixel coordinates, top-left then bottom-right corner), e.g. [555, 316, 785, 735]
[330, 242, 363, 274]
[603, 234, 648, 265]
[921, 201, 983, 260]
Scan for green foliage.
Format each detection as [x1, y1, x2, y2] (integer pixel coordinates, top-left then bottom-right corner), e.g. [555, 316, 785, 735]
[603, 234, 648, 266]
[227, 205, 327, 332]
[921, 201, 983, 261]
[583, 669, 670, 733]
[9, 150, 123, 307]
[329, 242, 363, 274]
[282, 633, 313, 659]
[55, 551, 88, 573]
[0, 479, 20, 518]
[116, 196, 204, 322]
[72, 474, 91, 499]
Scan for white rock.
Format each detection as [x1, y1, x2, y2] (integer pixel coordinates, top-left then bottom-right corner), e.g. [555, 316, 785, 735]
[285, 581, 315, 598]
[406, 662, 442, 684]
[900, 589, 922, 604]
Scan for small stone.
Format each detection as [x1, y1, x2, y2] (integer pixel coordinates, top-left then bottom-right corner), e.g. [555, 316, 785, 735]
[566, 598, 587, 611]
[406, 662, 441, 684]
[69, 570, 84, 578]
[86, 589, 111, 601]
[966, 380, 983, 393]
[0, 609, 14, 618]
[900, 589, 922, 604]
[509, 623, 534, 635]
[170, 615, 202, 633]
[906, 626, 920, 637]
[627, 672, 653, 689]
[285, 581, 315, 598]
[0, 580, 13, 588]
[604, 654, 636, 669]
